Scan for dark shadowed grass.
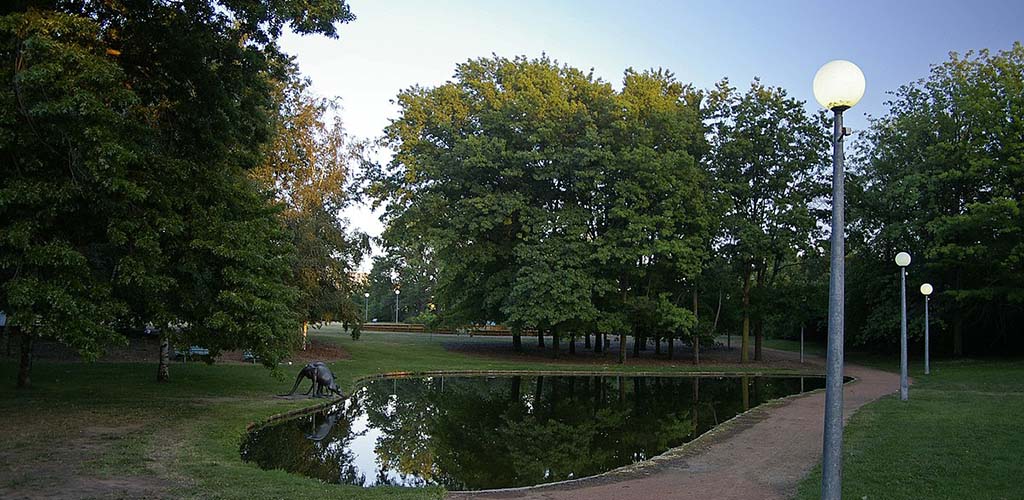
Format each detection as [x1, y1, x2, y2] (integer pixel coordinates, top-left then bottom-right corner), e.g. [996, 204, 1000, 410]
[0, 326, 799, 499]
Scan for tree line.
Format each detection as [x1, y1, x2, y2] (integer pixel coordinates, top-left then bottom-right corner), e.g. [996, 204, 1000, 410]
[1, 1, 365, 387]
[367, 45, 1024, 361]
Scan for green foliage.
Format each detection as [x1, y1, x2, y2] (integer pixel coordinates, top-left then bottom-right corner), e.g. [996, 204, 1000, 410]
[254, 65, 369, 334]
[369, 57, 713, 352]
[0, 11, 140, 358]
[704, 78, 830, 356]
[1, 0, 357, 383]
[847, 43, 1024, 354]
[364, 248, 436, 323]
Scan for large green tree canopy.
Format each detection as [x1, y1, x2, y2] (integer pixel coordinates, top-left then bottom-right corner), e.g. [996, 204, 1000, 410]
[368, 56, 713, 359]
[847, 42, 1024, 355]
[1, 0, 356, 385]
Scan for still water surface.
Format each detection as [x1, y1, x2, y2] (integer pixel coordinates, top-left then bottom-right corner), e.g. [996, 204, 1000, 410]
[241, 374, 824, 490]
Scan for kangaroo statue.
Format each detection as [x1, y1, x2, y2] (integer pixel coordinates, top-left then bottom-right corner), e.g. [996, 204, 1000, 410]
[282, 361, 344, 398]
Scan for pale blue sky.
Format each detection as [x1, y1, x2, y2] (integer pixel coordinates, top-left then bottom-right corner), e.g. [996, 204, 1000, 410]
[279, 0, 1024, 267]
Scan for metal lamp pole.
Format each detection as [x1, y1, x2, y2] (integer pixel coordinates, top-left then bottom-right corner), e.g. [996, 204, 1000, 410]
[921, 283, 933, 375]
[896, 251, 911, 401]
[814, 60, 865, 500]
[364, 292, 370, 322]
[394, 289, 400, 323]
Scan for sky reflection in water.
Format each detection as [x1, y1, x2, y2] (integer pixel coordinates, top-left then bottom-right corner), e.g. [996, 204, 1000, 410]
[241, 375, 824, 490]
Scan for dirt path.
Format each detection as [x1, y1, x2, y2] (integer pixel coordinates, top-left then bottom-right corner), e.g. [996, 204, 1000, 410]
[451, 352, 899, 500]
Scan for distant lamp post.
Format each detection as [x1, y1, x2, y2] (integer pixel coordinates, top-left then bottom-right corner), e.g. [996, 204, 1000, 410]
[814, 59, 865, 500]
[920, 283, 933, 375]
[364, 292, 370, 322]
[896, 251, 911, 401]
[394, 289, 401, 323]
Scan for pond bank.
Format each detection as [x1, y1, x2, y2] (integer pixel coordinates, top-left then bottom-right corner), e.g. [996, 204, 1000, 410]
[452, 351, 898, 500]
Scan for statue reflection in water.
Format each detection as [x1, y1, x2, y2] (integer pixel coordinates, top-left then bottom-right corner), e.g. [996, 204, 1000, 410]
[241, 392, 367, 486]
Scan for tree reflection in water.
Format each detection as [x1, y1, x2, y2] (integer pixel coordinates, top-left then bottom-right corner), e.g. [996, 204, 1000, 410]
[241, 375, 824, 490]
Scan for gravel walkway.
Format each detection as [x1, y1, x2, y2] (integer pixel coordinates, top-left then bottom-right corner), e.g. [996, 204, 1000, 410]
[450, 352, 899, 500]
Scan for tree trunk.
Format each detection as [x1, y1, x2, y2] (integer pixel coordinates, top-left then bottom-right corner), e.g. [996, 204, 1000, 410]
[537, 329, 545, 348]
[618, 333, 627, 364]
[595, 331, 603, 353]
[17, 332, 33, 389]
[569, 334, 576, 354]
[584, 332, 591, 349]
[632, 333, 641, 356]
[552, 329, 560, 358]
[654, 335, 661, 355]
[754, 265, 766, 361]
[302, 321, 309, 350]
[157, 331, 170, 382]
[511, 376, 521, 404]
[741, 268, 752, 363]
[512, 324, 522, 352]
[693, 287, 700, 365]
[754, 320, 764, 361]
[668, 335, 674, 360]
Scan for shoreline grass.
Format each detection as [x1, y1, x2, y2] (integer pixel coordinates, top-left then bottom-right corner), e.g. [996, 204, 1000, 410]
[0, 326, 805, 499]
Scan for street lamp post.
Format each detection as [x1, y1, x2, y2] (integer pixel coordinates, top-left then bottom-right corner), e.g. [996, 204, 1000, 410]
[364, 292, 370, 322]
[394, 289, 400, 323]
[813, 59, 865, 500]
[896, 251, 911, 401]
[920, 283, 933, 375]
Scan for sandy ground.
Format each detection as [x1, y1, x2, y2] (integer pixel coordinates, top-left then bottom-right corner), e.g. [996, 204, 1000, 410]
[449, 350, 899, 500]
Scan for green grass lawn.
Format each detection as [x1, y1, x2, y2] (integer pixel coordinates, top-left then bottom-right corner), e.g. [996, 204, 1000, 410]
[3, 328, 1018, 499]
[0, 327, 795, 499]
[794, 358, 1024, 500]
[762, 337, 827, 357]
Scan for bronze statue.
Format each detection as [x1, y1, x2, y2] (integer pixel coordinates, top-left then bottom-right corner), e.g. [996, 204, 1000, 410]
[283, 361, 344, 398]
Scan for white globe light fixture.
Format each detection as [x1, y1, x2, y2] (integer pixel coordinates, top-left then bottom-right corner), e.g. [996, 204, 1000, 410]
[363, 292, 370, 322]
[895, 252, 912, 267]
[921, 283, 933, 375]
[813, 60, 866, 111]
[817, 59, 866, 500]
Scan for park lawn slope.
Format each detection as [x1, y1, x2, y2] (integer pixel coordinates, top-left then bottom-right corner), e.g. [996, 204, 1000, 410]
[0, 327, 803, 499]
[794, 358, 1024, 500]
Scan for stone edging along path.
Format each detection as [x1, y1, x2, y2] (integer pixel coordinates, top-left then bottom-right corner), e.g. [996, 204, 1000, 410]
[450, 358, 900, 500]
[243, 355, 899, 500]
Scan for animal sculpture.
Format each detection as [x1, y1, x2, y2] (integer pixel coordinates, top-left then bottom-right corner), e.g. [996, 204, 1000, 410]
[283, 361, 344, 398]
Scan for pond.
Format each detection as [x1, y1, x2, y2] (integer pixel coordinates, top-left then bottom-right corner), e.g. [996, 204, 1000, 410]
[241, 374, 825, 491]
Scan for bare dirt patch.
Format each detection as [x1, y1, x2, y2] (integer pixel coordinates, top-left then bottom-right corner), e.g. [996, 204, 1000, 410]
[0, 417, 173, 499]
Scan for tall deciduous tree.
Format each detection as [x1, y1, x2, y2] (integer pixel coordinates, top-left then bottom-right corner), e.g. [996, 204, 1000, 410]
[1, 0, 355, 386]
[0, 11, 142, 387]
[370, 56, 617, 352]
[595, 69, 712, 363]
[848, 43, 1024, 355]
[253, 67, 369, 347]
[705, 79, 829, 362]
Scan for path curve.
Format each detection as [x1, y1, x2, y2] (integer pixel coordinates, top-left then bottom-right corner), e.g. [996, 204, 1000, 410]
[449, 353, 899, 500]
